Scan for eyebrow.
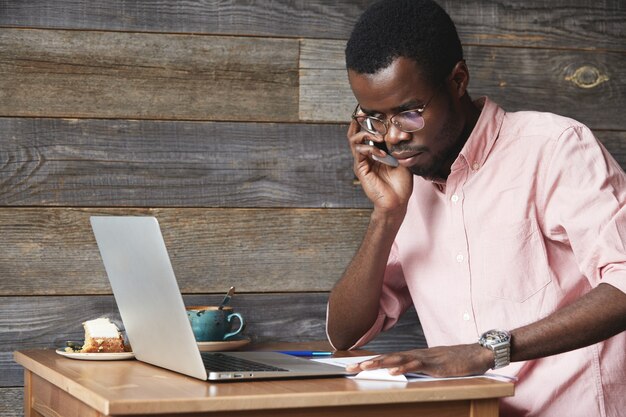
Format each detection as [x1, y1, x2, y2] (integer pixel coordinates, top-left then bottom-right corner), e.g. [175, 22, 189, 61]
[360, 98, 424, 116]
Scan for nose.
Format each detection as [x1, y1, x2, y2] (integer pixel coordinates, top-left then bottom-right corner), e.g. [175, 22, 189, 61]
[384, 123, 412, 147]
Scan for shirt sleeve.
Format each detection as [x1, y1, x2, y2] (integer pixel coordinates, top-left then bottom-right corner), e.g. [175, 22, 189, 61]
[540, 124, 626, 295]
[331, 241, 413, 350]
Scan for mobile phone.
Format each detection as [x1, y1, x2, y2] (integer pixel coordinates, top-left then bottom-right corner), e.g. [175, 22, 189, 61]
[366, 139, 399, 167]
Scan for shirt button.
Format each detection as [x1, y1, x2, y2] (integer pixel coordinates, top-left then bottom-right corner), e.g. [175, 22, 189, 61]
[456, 253, 464, 263]
[451, 194, 459, 203]
[463, 312, 471, 321]
[472, 162, 480, 171]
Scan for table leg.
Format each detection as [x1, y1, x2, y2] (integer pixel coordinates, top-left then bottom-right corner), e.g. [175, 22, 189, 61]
[23, 370, 43, 417]
[470, 398, 499, 417]
[28, 373, 104, 417]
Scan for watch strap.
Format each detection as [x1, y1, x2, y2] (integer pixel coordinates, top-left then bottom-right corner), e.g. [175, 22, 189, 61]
[479, 329, 511, 369]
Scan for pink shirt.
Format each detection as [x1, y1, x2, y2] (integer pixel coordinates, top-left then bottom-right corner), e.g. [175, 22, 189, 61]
[338, 98, 626, 416]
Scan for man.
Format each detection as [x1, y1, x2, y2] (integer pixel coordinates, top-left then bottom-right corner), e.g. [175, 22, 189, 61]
[326, 0, 626, 416]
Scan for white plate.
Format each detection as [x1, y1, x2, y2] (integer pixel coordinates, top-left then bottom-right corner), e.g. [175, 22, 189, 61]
[56, 348, 135, 361]
[197, 336, 251, 352]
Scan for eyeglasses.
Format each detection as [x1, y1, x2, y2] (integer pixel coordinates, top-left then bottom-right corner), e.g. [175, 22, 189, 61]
[351, 84, 441, 136]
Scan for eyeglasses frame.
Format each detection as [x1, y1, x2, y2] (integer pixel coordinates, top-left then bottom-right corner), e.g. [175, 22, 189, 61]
[351, 83, 442, 136]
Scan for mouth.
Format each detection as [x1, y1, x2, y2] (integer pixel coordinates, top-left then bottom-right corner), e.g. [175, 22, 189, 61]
[393, 151, 425, 167]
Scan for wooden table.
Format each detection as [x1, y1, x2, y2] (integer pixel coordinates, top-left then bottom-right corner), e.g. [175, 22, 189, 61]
[14, 346, 513, 417]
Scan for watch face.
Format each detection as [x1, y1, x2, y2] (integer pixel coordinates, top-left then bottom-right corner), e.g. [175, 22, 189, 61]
[482, 330, 510, 344]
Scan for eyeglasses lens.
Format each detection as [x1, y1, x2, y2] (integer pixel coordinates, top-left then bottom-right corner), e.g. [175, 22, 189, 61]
[364, 118, 386, 135]
[393, 111, 425, 132]
[357, 111, 425, 135]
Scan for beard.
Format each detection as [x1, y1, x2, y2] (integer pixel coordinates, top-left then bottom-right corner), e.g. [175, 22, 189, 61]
[398, 96, 467, 180]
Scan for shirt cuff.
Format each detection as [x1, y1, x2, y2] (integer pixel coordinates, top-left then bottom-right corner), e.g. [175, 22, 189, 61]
[348, 312, 386, 350]
[599, 265, 626, 295]
[325, 308, 386, 351]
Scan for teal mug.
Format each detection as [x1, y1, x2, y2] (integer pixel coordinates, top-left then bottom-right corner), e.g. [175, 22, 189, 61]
[186, 306, 245, 342]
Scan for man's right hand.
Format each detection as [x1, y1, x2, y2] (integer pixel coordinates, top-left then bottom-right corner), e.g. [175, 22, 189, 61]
[348, 120, 413, 215]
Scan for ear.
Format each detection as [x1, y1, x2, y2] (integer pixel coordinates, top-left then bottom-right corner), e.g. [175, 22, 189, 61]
[449, 60, 469, 98]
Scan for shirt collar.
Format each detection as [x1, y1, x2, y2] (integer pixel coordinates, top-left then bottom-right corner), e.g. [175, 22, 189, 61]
[452, 97, 505, 172]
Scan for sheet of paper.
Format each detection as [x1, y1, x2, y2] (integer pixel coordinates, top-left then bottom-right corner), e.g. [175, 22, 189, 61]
[355, 368, 408, 382]
[312, 355, 379, 368]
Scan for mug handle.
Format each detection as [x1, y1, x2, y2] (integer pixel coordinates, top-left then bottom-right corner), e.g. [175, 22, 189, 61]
[223, 312, 245, 340]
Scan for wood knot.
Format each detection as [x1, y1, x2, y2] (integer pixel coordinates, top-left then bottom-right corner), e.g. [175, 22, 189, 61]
[565, 65, 609, 89]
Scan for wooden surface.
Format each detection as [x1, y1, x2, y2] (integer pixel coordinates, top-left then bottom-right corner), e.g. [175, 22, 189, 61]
[0, 388, 22, 417]
[15, 348, 513, 416]
[0, 29, 299, 121]
[0, 118, 362, 207]
[300, 40, 625, 129]
[0, 1, 372, 40]
[1, 0, 624, 413]
[1, 31, 623, 128]
[0, 208, 370, 295]
[0, 0, 623, 50]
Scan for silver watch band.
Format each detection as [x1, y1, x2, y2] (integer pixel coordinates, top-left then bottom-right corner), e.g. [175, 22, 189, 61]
[490, 341, 510, 369]
[479, 329, 511, 369]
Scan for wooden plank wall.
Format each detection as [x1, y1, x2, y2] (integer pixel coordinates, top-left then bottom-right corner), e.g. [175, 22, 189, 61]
[1, 1, 624, 414]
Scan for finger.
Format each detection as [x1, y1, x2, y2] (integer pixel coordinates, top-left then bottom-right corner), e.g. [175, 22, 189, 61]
[345, 355, 386, 372]
[348, 130, 374, 149]
[364, 136, 386, 147]
[354, 142, 386, 159]
[345, 360, 375, 372]
[360, 352, 423, 375]
[348, 132, 372, 164]
[345, 363, 361, 372]
[347, 119, 359, 138]
[364, 353, 412, 370]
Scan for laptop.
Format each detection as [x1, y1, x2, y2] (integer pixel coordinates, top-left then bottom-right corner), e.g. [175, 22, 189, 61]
[90, 215, 348, 381]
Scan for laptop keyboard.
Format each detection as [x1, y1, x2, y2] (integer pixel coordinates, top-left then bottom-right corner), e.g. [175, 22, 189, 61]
[201, 353, 288, 372]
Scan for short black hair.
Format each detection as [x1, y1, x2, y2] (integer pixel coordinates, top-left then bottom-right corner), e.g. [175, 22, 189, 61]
[346, 0, 463, 85]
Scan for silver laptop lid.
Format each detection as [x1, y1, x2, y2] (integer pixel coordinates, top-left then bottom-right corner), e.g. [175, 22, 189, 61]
[90, 216, 208, 380]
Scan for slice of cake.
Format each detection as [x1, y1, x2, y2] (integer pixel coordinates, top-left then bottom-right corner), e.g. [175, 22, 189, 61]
[80, 318, 126, 353]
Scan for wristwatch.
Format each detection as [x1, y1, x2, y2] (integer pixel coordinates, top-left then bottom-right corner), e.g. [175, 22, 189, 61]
[478, 329, 511, 369]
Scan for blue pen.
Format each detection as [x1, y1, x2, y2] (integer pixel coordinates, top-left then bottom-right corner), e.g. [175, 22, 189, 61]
[277, 350, 333, 357]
